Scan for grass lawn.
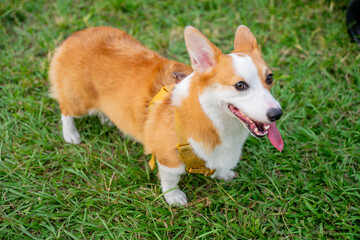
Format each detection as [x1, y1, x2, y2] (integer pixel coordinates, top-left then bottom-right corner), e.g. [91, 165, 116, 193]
[1, 0, 359, 239]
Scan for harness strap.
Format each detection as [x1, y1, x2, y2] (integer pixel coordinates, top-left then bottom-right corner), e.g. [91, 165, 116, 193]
[148, 84, 215, 176]
[174, 110, 215, 176]
[149, 84, 175, 106]
[147, 84, 175, 171]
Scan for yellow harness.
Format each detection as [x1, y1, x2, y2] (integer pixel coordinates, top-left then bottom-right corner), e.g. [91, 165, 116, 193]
[148, 84, 216, 177]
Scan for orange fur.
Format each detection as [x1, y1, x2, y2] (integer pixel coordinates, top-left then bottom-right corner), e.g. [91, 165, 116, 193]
[49, 25, 281, 206]
[49, 26, 192, 158]
[49, 26, 273, 170]
[232, 26, 272, 90]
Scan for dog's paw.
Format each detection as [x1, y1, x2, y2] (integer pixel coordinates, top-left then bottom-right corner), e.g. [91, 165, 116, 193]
[63, 129, 81, 144]
[213, 170, 236, 181]
[99, 114, 114, 126]
[164, 188, 187, 206]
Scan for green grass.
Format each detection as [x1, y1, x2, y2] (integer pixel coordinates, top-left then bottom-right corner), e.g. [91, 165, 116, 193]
[1, 0, 359, 239]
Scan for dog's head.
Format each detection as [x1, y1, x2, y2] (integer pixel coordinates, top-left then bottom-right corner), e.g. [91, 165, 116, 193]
[183, 25, 284, 151]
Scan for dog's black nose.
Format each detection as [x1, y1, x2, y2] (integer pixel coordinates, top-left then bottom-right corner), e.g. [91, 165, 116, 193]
[267, 108, 283, 122]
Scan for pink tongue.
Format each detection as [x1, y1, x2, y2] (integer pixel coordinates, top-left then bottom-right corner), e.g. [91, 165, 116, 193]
[267, 122, 284, 152]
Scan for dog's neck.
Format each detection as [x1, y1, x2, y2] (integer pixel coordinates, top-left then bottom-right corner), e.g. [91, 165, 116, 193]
[172, 73, 222, 153]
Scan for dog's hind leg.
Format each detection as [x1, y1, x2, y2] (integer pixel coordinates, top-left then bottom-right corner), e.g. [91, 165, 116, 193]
[56, 92, 95, 144]
[157, 162, 187, 205]
[61, 114, 81, 144]
[98, 113, 114, 127]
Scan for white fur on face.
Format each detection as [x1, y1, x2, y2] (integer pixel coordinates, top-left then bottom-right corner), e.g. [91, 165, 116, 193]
[190, 53, 281, 173]
[228, 53, 281, 123]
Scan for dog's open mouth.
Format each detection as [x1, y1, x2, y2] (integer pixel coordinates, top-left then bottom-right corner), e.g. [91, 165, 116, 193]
[228, 104, 268, 137]
[228, 104, 284, 151]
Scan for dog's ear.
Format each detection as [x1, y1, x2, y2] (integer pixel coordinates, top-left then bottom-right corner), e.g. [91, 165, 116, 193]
[184, 26, 221, 73]
[233, 25, 260, 54]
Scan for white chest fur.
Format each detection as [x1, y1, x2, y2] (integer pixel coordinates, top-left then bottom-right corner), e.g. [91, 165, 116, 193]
[189, 85, 250, 171]
[189, 120, 248, 171]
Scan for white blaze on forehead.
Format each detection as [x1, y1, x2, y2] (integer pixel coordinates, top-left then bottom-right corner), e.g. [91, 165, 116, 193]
[229, 53, 263, 88]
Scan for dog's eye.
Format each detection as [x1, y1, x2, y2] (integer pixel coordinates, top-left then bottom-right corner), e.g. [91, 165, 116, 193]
[234, 81, 248, 91]
[266, 74, 273, 84]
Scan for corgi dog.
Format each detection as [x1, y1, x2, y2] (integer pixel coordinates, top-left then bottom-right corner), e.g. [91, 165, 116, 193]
[49, 25, 283, 205]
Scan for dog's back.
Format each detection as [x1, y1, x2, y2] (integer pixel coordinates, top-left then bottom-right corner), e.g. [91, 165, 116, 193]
[49, 26, 192, 142]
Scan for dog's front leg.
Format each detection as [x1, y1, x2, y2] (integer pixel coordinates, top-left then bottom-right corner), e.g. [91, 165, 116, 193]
[157, 162, 187, 205]
[211, 169, 236, 181]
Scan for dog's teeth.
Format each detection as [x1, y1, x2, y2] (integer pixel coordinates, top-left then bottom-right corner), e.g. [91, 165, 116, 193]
[264, 125, 270, 130]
